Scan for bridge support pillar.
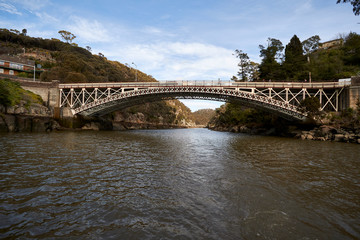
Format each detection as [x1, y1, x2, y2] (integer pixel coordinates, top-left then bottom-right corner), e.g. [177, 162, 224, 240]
[60, 107, 74, 118]
[349, 86, 360, 110]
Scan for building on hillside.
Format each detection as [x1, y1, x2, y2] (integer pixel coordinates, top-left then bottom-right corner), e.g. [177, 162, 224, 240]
[0, 54, 35, 77]
[319, 39, 343, 50]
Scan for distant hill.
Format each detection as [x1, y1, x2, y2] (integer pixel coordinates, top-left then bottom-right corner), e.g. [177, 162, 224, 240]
[192, 109, 216, 125]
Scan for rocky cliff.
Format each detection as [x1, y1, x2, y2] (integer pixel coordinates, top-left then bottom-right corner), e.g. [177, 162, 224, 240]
[0, 102, 60, 132]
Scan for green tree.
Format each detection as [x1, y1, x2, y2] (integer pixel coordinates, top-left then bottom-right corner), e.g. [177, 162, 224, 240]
[234, 49, 250, 81]
[283, 35, 307, 80]
[302, 35, 320, 82]
[248, 61, 260, 81]
[302, 35, 321, 54]
[299, 97, 321, 117]
[259, 38, 284, 80]
[336, 0, 360, 15]
[58, 30, 76, 43]
[21, 29, 27, 36]
[342, 32, 360, 65]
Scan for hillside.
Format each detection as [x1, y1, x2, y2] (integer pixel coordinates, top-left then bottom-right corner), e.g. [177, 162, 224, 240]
[192, 109, 216, 126]
[0, 28, 155, 83]
[0, 28, 206, 130]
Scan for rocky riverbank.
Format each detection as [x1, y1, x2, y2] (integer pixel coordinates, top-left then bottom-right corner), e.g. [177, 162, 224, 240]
[208, 122, 360, 144]
[0, 100, 198, 132]
[296, 125, 360, 144]
[0, 102, 61, 132]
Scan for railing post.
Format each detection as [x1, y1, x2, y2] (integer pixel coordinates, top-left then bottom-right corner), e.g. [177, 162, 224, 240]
[70, 88, 74, 107]
[59, 89, 63, 107]
[82, 88, 85, 106]
[336, 90, 339, 112]
[320, 89, 323, 108]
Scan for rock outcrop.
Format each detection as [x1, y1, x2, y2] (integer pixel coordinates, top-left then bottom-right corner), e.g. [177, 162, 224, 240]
[296, 125, 360, 143]
[0, 102, 60, 132]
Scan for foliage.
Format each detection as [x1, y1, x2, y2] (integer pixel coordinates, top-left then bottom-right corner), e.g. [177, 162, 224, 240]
[234, 49, 250, 81]
[259, 38, 284, 80]
[256, 32, 360, 81]
[336, 0, 360, 15]
[342, 32, 360, 66]
[299, 97, 321, 116]
[58, 30, 76, 43]
[0, 28, 156, 83]
[214, 102, 272, 126]
[283, 35, 307, 80]
[0, 79, 42, 107]
[302, 35, 321, 55]
[117, 100, 194, 125]
[192, 109, 215, 125]
[248, 61, 260, 81]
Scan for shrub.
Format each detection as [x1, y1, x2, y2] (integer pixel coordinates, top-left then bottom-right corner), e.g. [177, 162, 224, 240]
[299, 97, 320, 117]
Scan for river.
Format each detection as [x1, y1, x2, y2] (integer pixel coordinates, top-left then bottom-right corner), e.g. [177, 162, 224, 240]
[0, 128, 359, 239]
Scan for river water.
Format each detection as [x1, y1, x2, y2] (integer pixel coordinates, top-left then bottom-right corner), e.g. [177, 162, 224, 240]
[0, 128, 359, 239]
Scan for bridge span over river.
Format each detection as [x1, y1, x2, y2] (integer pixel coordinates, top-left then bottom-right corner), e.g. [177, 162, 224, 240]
[11, 78, 358, 121]
[56, 80, 357, 121]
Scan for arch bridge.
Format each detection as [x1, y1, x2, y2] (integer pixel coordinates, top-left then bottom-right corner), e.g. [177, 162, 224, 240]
[59, 80, 351, 121]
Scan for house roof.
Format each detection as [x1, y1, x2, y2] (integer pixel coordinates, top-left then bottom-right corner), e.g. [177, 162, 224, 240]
[0, 54, 35, 66]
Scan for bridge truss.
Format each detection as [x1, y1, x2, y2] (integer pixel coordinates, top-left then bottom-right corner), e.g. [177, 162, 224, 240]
[59, 81, 349, 121]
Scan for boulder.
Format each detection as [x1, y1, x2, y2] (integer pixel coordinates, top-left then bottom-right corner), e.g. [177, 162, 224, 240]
[0, 104, 5, 113]
[82, 122, 100, 131]
[0, 115, 8, 132]
[113, 122, 126, 131]
[3, 115, 16, 132]
[230, 126, 239, 133]
[334, 134, 345, 142]
[32, 118, 50, 132]
[16, 116, 33, 132]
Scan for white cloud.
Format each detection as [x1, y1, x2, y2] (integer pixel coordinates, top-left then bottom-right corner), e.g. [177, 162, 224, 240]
[35, 12, 58, 23]
[0, 2, 22, 15]
[12, 0, 50, 11]
[106, 41, 238, 80]
[294, 0, 313, 15]
[67, 16, 112, 43]
[179, 100, 224, 112]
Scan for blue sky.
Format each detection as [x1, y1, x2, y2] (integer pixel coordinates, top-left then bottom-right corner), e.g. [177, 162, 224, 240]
[0, 0, 359, 111]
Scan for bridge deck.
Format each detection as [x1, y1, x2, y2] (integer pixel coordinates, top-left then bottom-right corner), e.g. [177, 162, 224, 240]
[59, 80, 350, 89]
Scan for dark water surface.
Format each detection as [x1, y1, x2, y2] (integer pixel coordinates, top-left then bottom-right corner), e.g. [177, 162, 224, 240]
[0, 129, 359, 239]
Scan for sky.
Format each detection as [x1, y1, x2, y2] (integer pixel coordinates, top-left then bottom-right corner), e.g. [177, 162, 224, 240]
[0, 0, 359, 111]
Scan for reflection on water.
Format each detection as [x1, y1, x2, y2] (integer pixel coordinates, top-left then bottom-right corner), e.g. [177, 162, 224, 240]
[0, 129, 359, 239]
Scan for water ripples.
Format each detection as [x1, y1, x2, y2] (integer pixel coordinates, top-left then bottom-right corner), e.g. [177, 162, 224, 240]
[1, 129, 360, 239]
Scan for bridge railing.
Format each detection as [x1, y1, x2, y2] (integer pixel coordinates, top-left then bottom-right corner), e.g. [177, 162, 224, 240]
[59, 80, 351, 89]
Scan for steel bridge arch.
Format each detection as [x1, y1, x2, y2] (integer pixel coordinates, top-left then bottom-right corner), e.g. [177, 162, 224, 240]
[62, 85, 308, 121]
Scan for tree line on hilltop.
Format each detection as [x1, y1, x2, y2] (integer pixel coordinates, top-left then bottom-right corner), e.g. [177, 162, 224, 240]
[233, 32, 360, 82]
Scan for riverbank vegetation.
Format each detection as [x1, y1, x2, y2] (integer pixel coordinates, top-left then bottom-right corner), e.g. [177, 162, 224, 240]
[212, 31, 360, 142]
[0, 79, 42, 107]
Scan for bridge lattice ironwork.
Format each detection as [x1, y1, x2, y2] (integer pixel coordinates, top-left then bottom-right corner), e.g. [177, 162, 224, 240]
[59, 80, 350, 121]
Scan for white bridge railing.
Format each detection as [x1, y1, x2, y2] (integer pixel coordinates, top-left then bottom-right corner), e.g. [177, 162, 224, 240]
[59, 80, 350, 120]
[59, 80, 351, 89]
